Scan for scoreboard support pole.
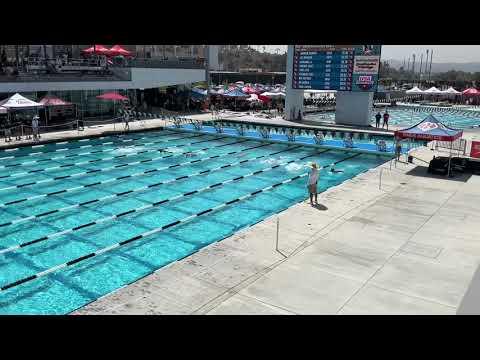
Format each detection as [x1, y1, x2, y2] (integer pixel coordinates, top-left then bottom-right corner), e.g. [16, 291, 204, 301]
[335, 91, 374, 127]
[285, 45, 305, 121]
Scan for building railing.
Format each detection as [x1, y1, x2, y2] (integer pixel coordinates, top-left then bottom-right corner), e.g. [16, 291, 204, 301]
[0, 56, 205, 82]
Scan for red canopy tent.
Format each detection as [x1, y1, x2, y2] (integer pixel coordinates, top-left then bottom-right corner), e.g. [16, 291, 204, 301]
[96, 92, 129, 101]
[257, 94, 272, 103]
[109, 45, 133, 58]
[38, 95, 76, 126]
[96, 92, 129, 128]
[462, 88, 480, 96]
[82, 45, 111, 56]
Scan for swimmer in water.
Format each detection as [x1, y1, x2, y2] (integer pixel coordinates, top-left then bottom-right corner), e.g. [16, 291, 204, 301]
[330, 166, 344, 173]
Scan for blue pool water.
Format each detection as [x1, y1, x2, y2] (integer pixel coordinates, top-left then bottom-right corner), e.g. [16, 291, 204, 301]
[0, 128, 389, 314]
[306, 108, 480, 129]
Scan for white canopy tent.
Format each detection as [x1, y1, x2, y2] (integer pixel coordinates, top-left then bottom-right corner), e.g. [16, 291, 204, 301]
[0, 93, 44, 109]
[423, 87, 443, 95]
[0, 106, 7, 114]
[246, 94, 260, 102]
[406, 86, 424, 95]
[260, 91, 286, 98]
[442, 87, 461, 95]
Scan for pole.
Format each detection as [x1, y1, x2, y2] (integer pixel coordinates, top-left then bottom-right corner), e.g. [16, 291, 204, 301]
[448, 141, 452, 177]
[429, 49, 434, 81]
[275, 217, 280, 252]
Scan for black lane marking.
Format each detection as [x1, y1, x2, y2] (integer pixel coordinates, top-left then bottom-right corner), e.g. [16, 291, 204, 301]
[79, 199, 99, 206]
[1, 276, 37, 291]
[47, 190, 67, 196]
[36, 209, 59, 217]
[72, 222, 96, 231]
[119, 235, 143, 246]
[116, 210, 136, 218]
[162, 220, 180, 230]
[66, 253, 95, 266]
[4, 199, 27, 205]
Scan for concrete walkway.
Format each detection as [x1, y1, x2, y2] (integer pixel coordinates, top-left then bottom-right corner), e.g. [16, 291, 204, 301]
[73, 144, 480, 315]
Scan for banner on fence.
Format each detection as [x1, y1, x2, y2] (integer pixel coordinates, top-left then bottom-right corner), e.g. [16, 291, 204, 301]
[470, 141, 480, 158]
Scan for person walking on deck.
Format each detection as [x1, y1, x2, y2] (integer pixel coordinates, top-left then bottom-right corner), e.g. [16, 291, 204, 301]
[307, 162, 319, 205]
[383, 111, 390, 129]
[375, 112, 381, 127]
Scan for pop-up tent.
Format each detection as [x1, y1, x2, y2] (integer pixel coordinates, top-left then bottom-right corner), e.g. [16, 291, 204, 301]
[442, 87, 461, 95]
[423, 87, 443, 95]
[38, 95, 75, 125]
[462, 87, 480, 96]
[82, 45, 111, 56]
[406, 86, 424, 95]
[0, 93, 44, 109]
[394, 114, 463, 176]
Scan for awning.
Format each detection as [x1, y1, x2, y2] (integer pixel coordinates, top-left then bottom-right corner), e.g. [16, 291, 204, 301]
[38, 95, 73, 106]
[462, 88, 480, 96]
[406, 86, 424, 95]
[109, 45, 133, 58]
[82, 45, 111, 56]
[222, 88, 248, 98]
[0, 93, 43, 109]
[394, 114, 463, 142]
[96, 92, 129, 101]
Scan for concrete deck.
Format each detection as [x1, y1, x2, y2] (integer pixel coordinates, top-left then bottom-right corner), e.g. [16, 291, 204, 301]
[72, 143, 480, 315]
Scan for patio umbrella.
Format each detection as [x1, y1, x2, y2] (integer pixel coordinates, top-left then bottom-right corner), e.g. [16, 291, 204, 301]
[242, 86, 258, 94]
[462, 88, 480, 96]
[38, 95, 74, 126]
[82, 45, 111, 56]
[108, 45, 133, 58]
[96, 92, 129, 125]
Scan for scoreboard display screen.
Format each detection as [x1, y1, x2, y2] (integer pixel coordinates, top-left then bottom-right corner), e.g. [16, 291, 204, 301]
[292, 45, 382, 92]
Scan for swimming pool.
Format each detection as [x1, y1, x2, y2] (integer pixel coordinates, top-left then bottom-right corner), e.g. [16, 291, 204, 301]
[0, 128, 389, 314]
[306, 107, 480, 129]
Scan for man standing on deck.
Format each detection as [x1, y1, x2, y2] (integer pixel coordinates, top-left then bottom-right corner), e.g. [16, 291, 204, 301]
[307, 163, 319, 205]
[383, 111, 390, 129]
[375, 111, 381, 127]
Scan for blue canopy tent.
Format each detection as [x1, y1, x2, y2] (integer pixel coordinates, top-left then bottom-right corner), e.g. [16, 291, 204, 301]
[394, 114, 463, 176]
[222, 88, 248, 110]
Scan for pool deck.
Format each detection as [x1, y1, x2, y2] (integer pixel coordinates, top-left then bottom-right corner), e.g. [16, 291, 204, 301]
[2, 115, 480, 315]
[72, 143, 480, 315]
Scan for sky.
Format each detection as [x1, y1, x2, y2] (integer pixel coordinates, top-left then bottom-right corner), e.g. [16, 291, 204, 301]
[258, 45, 480, 63]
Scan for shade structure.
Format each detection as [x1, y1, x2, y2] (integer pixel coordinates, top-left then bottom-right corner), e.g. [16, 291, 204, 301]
[38, 95, 72, 106]
[96, 92, 129, 101]
[442, 87, 461, 95]
[222, 88, 248, 98]
[406, 86, 424, 95]
[423, 87, 443, 95]
[109, 45, 133, 58]
[257, 94, 272, 103]
[242, 86, 258, 94]
[394, 114, 463, 142]
[260, 91, 286, 98]
[0, 106, 7, 114]
[0, 93, 43, 109]
[82, 45, 111, 56]
[462, 87, 480, 96]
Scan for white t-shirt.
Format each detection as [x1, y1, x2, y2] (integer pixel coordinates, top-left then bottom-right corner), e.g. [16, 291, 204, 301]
[308, 168, 319, 185]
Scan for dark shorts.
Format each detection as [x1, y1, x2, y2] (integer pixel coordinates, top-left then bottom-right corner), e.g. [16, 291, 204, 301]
[308, 183, 317, 193]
